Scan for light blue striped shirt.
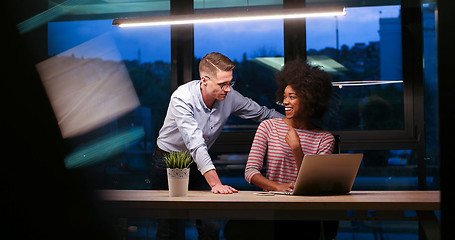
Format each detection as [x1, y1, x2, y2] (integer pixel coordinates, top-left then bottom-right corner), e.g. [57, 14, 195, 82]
[157, 80, 284, 174]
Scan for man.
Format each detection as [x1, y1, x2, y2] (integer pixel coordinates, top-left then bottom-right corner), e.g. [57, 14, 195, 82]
[151, 52, 283, 239]
[153, 52, 283, 193]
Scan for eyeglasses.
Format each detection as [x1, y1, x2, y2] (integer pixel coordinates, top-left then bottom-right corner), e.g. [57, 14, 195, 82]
[204, 76, 236, 90]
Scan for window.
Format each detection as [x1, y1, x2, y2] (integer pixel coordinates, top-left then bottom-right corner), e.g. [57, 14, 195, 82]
[306, 5, 403, 131]
[41, 1, 435, 192]
[350, 149, 419, 190]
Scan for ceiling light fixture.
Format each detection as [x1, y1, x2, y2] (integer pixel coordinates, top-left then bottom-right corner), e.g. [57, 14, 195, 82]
[112, 6, 346, 28]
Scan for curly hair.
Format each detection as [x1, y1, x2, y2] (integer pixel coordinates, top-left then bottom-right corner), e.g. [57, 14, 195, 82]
[275, 59, 333, 120]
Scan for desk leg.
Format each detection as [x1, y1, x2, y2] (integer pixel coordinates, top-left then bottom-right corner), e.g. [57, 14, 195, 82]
[417, 211, 440, 240]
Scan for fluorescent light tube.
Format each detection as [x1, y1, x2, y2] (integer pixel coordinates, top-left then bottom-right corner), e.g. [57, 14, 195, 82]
[113, 6, 345, 27]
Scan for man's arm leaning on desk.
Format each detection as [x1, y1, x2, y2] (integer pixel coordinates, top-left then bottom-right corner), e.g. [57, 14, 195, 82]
[204, 169, 238, 194]
[192, 144, 238, 194]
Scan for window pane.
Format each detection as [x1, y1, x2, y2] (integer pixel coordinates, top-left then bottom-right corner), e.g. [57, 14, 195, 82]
[194, 20, 284, 131]
[306, 5, 404, 130]
[47, 20, 171, 189]
[349, 149, 419, 190]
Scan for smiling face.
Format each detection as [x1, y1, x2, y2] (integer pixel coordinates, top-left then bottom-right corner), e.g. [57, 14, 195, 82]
[283, 85, 303, 120]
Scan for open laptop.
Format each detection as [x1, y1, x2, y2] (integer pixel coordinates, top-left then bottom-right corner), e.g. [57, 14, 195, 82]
[269, 153, 363, 196]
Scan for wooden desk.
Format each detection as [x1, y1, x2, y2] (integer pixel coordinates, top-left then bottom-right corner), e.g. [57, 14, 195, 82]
[97, 190, 440, 239]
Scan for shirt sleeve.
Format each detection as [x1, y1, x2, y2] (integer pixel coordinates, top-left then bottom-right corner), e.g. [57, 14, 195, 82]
[170, 96, 215, 174]
[230, 90, 284, 122]
[317, 133, 335, 154]
[245, 121, 270, 184]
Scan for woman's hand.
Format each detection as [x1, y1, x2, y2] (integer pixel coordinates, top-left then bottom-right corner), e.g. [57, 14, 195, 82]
[285, 126, 304, 171]
[285, 126, 301, 150]
[272, 182, 294, 192]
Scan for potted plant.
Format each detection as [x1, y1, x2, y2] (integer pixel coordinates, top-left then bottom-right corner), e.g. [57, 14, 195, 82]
[163, 151, 193, 197]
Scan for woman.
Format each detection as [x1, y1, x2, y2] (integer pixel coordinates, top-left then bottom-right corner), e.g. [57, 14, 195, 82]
[225, 60, 336, 240]
[245, 59, 335, 191]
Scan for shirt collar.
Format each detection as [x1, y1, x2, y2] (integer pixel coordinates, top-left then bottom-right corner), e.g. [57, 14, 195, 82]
[194, 80, 211, 111]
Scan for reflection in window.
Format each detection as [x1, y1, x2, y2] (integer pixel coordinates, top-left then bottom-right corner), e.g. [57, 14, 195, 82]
[47, 20, 171, 189]
[307, 5, 404, 131]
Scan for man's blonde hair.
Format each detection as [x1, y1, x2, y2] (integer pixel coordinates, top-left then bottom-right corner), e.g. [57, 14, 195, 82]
[199, 52, 235, 78]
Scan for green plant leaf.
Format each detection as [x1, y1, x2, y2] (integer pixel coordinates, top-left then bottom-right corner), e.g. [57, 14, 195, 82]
[163, 151, 193, 169]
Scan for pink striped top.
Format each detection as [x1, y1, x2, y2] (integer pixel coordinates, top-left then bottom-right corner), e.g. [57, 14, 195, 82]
[245, 118, 335, 185]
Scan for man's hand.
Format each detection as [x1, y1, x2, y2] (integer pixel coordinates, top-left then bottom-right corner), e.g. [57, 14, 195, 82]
[204, 169, 238, 194]
[211, 183, 238, 194]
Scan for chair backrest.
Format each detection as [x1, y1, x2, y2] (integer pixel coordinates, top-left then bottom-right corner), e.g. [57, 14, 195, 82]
[325, 134, 342, 238]
[333, 134, 341, 154]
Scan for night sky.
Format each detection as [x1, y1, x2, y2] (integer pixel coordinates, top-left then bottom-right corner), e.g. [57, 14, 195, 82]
[48, 6, 400, 63]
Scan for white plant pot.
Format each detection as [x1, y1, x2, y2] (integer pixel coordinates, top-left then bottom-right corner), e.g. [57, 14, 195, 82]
[167, 168, 190, 197]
